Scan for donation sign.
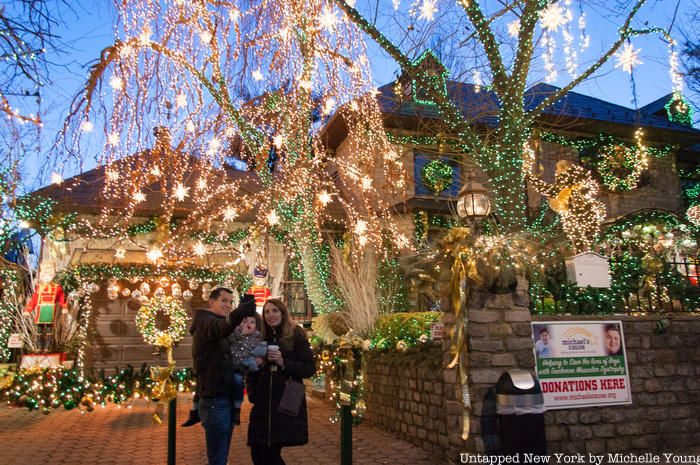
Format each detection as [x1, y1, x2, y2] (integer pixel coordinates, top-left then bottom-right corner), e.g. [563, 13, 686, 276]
[531, 321, 631, 409]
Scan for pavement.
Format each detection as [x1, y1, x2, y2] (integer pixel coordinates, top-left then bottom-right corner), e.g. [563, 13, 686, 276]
[0, 393, 444, 465]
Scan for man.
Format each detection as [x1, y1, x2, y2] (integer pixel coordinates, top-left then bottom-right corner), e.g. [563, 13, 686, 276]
[604, 324, 622, 355]
[191, 288, 257, 465]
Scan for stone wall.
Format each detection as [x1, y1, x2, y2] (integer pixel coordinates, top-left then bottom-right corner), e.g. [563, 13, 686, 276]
[363, 288, 700, 462]
[364, 345, 457, 459]
[533, 313, 700, 453]
[363, 288, 534, 463]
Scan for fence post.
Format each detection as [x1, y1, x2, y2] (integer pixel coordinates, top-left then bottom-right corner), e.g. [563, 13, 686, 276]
[168, 397, 177, 465]
[340, 403, 352, 465]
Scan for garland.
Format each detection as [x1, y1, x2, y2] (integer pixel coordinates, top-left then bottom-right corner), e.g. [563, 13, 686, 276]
[540, 130, 675, 192]
[135, 296, 188, 349]
[421, 159, 454, 194]
[56, 263, 251, 294]
[665, 91, 694, 127]
[14, 195, 250, 248]
[596, 138, 648, 191]
[0, 266, 20, 362]
[1, 365, 196, 414]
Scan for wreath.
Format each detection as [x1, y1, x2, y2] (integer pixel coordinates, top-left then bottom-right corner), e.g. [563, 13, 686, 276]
[135, 296, 189, 349]
[421, 159, 454, 193]
[595, 142, 648, 192]
[665, 91, 693, 128]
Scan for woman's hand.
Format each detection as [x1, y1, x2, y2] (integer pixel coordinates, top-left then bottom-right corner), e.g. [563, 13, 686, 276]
[267, 348, 284, 367]
[255, 357, 264, 367]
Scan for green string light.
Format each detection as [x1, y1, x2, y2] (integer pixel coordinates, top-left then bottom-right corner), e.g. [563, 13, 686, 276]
[665, 91, 694, 127]
[421, 159, 454, 194]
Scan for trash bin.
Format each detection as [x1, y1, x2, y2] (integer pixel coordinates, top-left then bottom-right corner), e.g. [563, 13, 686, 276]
[495, 369, 547, 454]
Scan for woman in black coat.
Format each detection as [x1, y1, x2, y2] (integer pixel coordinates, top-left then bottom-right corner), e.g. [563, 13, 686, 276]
[247, 298, 316, 465]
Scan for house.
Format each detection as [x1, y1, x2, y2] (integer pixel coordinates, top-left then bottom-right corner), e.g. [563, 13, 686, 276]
[22, 128, 304, 371]
[322, 50, 700, 252]
[24, 52, 700, 369]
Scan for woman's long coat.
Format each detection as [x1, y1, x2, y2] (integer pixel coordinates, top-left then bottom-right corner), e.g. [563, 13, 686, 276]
[247, 325, 316, 447]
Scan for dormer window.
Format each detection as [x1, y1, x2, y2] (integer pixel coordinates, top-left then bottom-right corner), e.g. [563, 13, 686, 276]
[397, 50, 448, 105]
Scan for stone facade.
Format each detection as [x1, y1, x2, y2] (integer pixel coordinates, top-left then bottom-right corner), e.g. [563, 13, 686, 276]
[534, 141, 682, 217]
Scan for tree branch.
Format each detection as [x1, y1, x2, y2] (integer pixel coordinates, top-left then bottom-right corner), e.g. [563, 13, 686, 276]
[333, 0, 484, 159]
[457, 0, 509, 93]
[511, 0, 545, 92]
[529, 0, 649, 118]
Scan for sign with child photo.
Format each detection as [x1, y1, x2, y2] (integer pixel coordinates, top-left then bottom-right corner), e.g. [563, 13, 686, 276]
[531, 321, 631, 409]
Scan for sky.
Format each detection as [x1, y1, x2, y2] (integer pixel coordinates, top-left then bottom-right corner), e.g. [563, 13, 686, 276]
[22, 0, 700, 191]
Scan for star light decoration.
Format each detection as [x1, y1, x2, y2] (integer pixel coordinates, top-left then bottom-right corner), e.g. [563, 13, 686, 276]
[222, 206, 238, 222]
[507, 20, 520, 38]
[615, 43, 643, 74]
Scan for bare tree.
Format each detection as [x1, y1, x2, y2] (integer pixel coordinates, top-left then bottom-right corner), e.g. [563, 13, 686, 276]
[681, 1, 700, 119]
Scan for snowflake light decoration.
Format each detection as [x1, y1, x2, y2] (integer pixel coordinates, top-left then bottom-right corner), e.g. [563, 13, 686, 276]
[615, 43, 643, 74]
[418, 0, 438, 21]
[539, 3, 566, 32]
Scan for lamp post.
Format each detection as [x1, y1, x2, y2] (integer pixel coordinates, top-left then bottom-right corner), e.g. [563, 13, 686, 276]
[456, 170, 491, 221]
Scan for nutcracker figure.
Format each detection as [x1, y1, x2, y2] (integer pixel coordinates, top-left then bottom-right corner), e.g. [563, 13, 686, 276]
[247, 266, 271, 314]
[24, 281, 67, 352]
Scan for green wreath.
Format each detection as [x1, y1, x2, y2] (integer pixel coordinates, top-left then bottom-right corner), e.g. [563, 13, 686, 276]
[135, 296, 189, 348]
[421, 159, 454, 193]
[596, 142, 648, 192]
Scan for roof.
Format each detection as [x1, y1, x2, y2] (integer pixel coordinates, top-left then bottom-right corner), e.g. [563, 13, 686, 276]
[524, 83, 699, 142]
[323, 80, 700, 149]
[638, 93, 674, 117]
[31, 151, 262, 219]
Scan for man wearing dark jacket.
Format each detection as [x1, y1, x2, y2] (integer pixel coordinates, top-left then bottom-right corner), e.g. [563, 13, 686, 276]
[191, 288, 257, 465]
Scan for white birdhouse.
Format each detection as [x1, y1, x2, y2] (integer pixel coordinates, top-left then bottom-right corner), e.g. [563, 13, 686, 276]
[565, 252, 611, 288]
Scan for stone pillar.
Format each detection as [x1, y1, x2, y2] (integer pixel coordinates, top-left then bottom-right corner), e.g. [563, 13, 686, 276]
[443, 283, 536, 462]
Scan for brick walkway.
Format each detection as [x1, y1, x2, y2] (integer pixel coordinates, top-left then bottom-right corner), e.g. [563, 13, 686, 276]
[0, 394, 444, 465]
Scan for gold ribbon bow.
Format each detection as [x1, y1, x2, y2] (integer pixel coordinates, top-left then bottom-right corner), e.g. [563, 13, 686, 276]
[150, 347, 177, 424]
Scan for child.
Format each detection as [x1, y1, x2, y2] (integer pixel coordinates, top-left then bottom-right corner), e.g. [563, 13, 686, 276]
[535, 327, 551, 358]
[229, 313, 267, 424]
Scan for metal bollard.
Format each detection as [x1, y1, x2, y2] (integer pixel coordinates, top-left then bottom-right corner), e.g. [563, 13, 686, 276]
[340, 404, 352, 465]
[168, 397, 177, 465]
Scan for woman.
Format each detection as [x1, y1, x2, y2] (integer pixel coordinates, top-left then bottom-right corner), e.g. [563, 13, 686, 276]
[247, 298, 316, 465]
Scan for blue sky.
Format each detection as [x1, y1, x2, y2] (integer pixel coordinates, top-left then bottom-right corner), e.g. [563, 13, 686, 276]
[24, 0, 699, 190]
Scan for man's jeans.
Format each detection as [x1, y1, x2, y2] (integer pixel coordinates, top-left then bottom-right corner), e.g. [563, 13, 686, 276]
[199, 396, 236, 465]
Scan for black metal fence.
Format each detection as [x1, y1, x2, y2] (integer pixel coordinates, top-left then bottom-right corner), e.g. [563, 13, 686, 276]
[530, 257, 700, 315]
